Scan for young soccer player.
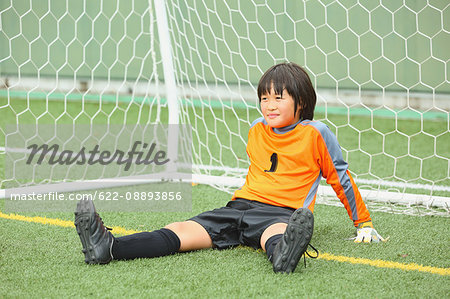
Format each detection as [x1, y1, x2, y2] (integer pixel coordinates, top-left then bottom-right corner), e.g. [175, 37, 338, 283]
[75, 62, 385, 273]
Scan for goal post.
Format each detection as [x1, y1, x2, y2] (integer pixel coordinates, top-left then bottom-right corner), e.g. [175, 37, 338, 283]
[0, 0, 449, 215]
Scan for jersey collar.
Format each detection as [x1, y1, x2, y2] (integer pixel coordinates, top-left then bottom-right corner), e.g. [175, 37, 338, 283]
[272, 119, 302, 134]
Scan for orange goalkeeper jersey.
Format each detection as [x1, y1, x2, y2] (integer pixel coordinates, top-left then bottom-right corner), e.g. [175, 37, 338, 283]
[232, 117, 371, 226]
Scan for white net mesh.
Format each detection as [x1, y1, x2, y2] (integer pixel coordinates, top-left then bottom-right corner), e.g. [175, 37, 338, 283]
[0, 0, 449, 216]
[165, 0, 450, 216]
[0, 1, 164, 188]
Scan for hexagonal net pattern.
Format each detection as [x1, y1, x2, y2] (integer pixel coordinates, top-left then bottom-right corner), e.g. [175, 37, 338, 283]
[0, 0, 449, 216]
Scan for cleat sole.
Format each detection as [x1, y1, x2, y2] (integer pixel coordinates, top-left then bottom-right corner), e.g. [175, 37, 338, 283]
[74, 198, 112, 265]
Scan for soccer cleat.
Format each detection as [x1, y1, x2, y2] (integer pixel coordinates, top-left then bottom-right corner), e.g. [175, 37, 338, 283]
[272, 208, 315, 273]
[74, 198, 114, 264]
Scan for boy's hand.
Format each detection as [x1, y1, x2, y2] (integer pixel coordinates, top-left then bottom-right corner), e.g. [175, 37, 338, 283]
[353, 221, 387, 243]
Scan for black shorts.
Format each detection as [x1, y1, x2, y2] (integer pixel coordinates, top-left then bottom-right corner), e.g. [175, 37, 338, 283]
[189, 198, 295, 250]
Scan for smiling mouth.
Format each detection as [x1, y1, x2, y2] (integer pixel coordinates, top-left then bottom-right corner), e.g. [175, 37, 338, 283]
[267, 114, 279, 119]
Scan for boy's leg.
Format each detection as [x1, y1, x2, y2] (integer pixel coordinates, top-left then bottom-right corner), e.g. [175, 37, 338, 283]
[164, 221, 213, 251]
[260, 222, 287, 251]
[260, 208, 314, 273]
[112, 221, 212, 260]
[260, 223, 286, 266]
[112, 228, 180, 260]
[75, 198, 213, 264]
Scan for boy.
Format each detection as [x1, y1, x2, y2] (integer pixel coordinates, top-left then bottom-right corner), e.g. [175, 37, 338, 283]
[75, 62, 385, 273]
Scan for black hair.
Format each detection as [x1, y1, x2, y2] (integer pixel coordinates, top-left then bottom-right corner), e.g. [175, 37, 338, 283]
[257, 62, 316, 120]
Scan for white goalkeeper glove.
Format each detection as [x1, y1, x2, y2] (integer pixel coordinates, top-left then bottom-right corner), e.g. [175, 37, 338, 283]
[352, 221, 388, 243]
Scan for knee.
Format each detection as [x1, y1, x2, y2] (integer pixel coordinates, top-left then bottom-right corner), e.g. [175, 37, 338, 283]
[260, 222, 287, 251]
[164, 220, 212, 251]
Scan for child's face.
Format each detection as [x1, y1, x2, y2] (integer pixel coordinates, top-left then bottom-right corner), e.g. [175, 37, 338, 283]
[260, 88, 301, 128]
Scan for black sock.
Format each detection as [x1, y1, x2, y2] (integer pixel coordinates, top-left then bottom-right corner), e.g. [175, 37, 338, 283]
[111, 228, 181, 260]
[265, 234, 282, 262]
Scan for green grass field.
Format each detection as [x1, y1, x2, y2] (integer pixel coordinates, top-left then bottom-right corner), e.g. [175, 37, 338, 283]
[0, 95, 449, 297]
[0, 184, 449, 298]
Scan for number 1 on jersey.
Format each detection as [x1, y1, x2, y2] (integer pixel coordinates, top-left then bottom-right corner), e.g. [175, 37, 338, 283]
[264, 153, 278, 173]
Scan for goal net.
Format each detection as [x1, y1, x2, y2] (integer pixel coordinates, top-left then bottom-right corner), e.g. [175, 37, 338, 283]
[0, 0, 449, 216]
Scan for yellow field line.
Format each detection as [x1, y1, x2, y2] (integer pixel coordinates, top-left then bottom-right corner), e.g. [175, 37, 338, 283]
[318, 252, 449, 276]
[0, 211, 140, 235]
[1, 210, 449, 276]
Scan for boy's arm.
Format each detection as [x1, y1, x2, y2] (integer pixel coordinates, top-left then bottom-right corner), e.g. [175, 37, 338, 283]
[314, 124, 371, 226]
[313, 123, 386, 243]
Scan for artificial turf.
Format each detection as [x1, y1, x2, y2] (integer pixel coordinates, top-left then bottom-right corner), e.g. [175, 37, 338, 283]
[0, 184, 449, 298]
